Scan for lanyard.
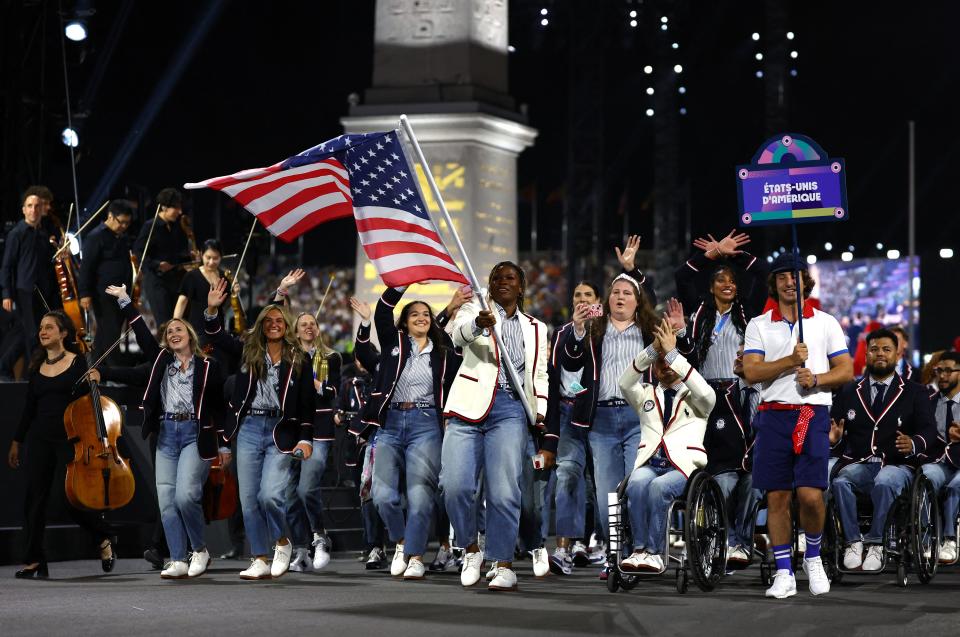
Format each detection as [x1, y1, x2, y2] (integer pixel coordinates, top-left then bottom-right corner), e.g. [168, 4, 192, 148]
[712, 311, 730, 339]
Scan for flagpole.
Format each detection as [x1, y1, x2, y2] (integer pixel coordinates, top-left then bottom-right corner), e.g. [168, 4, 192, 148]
[398, 115, 536, 427]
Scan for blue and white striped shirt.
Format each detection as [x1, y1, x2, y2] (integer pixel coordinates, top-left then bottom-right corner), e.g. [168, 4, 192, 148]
[392, 337, 434, 404]
[598, 321, 646, 400]
[700, 308, 743, 381]
[161, 358, 195, 414]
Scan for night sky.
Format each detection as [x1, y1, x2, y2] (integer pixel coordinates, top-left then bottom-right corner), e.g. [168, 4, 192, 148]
[6, 0, 959, 266]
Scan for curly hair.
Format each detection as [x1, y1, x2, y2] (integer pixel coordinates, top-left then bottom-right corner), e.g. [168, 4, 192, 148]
[689, 265, 749, 368]
[242, 305, 303, 379]
[767, 270, 816, 301]
[589, 276, 659, 343]
[488, 261, 526, 311]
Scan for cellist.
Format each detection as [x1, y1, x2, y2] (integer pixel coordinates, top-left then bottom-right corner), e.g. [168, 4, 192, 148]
[87, 283, 229, 579]
[6, 311, 116, 578]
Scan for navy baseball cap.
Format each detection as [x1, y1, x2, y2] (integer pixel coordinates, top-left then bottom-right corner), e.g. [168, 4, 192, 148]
[769, 253, 808, 274]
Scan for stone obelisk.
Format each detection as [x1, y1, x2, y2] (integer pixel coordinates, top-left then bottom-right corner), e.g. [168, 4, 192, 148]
[342, 0, 537, 322]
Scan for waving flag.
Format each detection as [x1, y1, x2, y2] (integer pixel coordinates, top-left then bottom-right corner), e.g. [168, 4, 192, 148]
[185, 131, 468, 287]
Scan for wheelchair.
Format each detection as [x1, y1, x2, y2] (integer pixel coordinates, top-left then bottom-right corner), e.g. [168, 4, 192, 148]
[823, 471, 941, 587]
[605, 469, 727, 593]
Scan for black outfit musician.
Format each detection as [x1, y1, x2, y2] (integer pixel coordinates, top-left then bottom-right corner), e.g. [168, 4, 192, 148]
[78, 201, 134, 365]
[1, 188, 61, 359]
[7, 311, 115, 578]
[133, 188, 193, 325]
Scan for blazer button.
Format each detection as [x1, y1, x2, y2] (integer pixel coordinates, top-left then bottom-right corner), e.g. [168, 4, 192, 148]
[874, 426, 879, 431]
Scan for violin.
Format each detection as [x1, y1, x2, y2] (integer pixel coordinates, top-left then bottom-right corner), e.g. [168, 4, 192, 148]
[202, 455, 238, 523]
[179, 215, 200, 272]
[63, 373, 136, 511]
[53, 251, 90, 348]
[223, 268, 247, 335]
[129, 251, 142, 306]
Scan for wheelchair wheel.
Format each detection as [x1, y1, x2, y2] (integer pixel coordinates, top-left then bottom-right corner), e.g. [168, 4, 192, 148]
[910, 474, 941, 584]
[685, 471, 728, 592]
[896, 561, 908, 588]
[821, 501, 843, 583]
[606, 566, 621, 593]
[759, 562, 773, 587]
[676, 568, 689, 594]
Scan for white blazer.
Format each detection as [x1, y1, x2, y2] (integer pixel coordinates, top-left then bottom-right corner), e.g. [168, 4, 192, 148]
[443, 296, 549, 423]
[619, 348, 716, 477]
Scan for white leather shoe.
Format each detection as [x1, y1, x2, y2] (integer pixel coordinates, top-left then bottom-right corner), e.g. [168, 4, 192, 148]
[843, 541, 864, 569]
[271, 543, 293, 578]
[288, 547, 310, 572]
[487, 566, 518, 591]
[803, 557, 830, 596]
[312, 533, 331, 571]
[239, 558, 271, 580]
[485, 562, 498, 581]
[160, 560, 189, 579]
[642, 553, 665, 572]
[764, 569, 797, 599]
[187, 549, 211, 577]
[727, 546, 750, 564]
[620, 551, 647, 572]
[940, 539, 958, 563]
[403, 558, 426, 580]
[861, 545, 884, 572]
[531, 547, 549, 577]
[390, 545, 408, 577]
[460, 551, 484, 587]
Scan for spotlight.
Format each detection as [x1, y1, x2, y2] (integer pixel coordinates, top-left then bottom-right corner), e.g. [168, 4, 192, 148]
[646, 87, 654, 95]
[645, 108, 654, 117]
[875, 242, 884, 250]
[886, 249, 901, 259]
[673, 64, 683, 73]
[660, 24, 667, 31]
[847, 245, 855, 252]
[540, 18, 549, 26]
[790, 50, 798, 59]
[824, 242, 833, 250]
[630, 19, 638, 27]
[643, 65, 653, 74]
[751, 32, 760, 41]
[789, 69, 798, 77]
[65, 21, 87, 42]
[941, 248, 955, 259]
[766, 256, 774, 263]
[755, 70, 763, 78]
[629, 10, 637, 18]
[755, 52, 764, 61]
[61, 127, 79, 147]
[841, 252, 853, 262]
[679, 107, 687, 115]
[540, 8, 548, 16]
[678, 86, 686, 94]
[661, 16, 669, 23]
[671, 42, 679, 49]
[806, 255, 817, 265]
[786, 31, 795, 40]
[507, 45, 516, 53]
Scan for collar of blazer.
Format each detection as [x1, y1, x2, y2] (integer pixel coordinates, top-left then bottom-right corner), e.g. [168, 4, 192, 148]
[654, 383, 690, 430]
[723, 383, 748, 437]
[855, 372, 905, 424]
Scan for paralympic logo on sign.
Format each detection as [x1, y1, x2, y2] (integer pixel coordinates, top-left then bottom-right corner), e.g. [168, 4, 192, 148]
[736, 134, 849, 227]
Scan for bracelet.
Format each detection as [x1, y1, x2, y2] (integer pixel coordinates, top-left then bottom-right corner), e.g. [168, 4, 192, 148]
[812, 374, 819, 388]
[275, 287, 289, 297]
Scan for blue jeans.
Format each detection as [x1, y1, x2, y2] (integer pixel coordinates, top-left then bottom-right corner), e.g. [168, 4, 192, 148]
[372, 407, 442, 556]
[519, 433, 552, 551]
[237, 415, 296, 556]
[714, 470, 761, 548]
[555, 402, 589, 539]
[832, 462, 913, 544]
[923, 462, 960, 537]
[441, 389, 527, 562]
[625, 464, 688, 554]
[285, 441, 331, 547]
[155, 418, 211, 561]
[588, 405, 641, 541]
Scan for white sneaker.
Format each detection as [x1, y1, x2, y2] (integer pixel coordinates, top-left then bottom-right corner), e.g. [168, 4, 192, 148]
[641, 553, 665, 572]
[187, 549, 211, 577]
[403, 558, 426, 580]
[288, 547, 310, 572]
[861, 545, 884, 572]
[843, 541, 864, 569]
[727, 545, 750, 564]
[939, 539, 958, 563]
[803, 557, 830, 596]
[312, 533, 331, 571]
[487, 566, 518, 591]
[798, 532, 807, 554]
[271, 543, 293, 578]
[531, 547, 549, 577]
[390, 544, 408, 577]
[571, 540, 589, 566]
[485, 562, 498, 581]
[160, 560, 189, 579]
[764, 569, 797, 599]
[620, 551, 647, 572]
[460, 551, 484, 587]
[239, 557, 271, 580]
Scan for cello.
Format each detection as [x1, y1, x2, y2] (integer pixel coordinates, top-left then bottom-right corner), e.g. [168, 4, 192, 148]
[63, 336, 136, 511]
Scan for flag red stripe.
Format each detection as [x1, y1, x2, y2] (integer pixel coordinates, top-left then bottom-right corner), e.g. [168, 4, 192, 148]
[231, 162, 349, 205]
[273, 202, 355, 243]
[204, 165, 282, 190]
[362, 240, 459, 267]
[253, 182, 352, 228]
[354, 217, 440, 242]
[380, 265, 470, 288]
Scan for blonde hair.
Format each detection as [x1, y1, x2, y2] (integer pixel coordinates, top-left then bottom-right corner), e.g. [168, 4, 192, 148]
[295, 312, 334, 357]
[242, 304, 302, 379]
[159, 318, 205, 358]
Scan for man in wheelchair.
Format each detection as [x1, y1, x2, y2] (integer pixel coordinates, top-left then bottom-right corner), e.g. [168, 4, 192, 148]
[616, 318, 716, 573]
[829, 328, 938, 571]
[920, 351, 960, 562]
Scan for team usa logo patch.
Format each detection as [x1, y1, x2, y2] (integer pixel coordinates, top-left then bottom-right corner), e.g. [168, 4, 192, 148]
[847, 409, 856, 421]
[715, 418, 726, 430]
[643, 400, 655, 412]
[391, 346, 400, 357]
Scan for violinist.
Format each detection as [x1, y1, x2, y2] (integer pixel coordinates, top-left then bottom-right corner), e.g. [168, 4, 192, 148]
[174, 239, 228, 343]
[1, 186, 61, 358]
[89, 283, 228, 579]
[132, 188, 194, 324]
[203, 279, 315, 580]
[78, 201, 134, 365]
[283, 311, 342, 572]
[6, 311, 116, 578]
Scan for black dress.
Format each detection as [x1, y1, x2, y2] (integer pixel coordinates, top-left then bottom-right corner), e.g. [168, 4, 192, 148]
[178, 268, 225, 336]
[14, 355, 114, 563]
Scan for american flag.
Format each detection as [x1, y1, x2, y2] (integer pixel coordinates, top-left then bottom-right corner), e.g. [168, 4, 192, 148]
[185, 131, 469, 288]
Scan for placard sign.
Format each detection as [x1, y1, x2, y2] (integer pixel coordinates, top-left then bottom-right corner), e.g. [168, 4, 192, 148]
[736, 134, 849, 227]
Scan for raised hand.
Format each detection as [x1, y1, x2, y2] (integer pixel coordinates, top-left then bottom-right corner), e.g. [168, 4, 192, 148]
[278, 268, 306, 293]
[571, 302, 592, 335]
[446, 285, 475, 314]
[207, 278, 228, 310]
[653, 318, 676, 353]
[716, 229, 751, 256]
[615, 234, 641, 272]
[665, 297, 685, 332]
[105, 284, 130, 303]
[349, 296, 371, 322]
[693, 235, 721, 258]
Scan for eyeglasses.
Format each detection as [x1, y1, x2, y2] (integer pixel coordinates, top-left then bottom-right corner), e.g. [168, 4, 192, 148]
[932, 367, 960, 376]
